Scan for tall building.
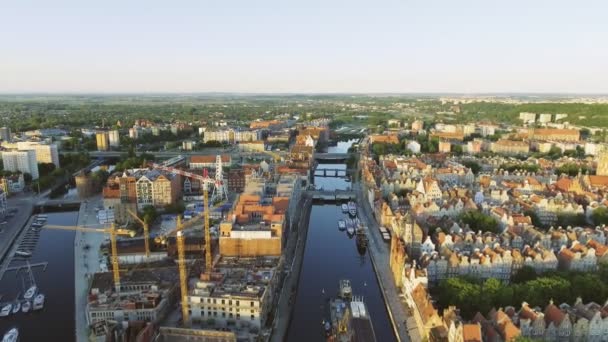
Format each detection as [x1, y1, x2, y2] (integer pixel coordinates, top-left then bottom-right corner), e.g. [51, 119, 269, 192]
[16, 142, 60, 167]
[108, 130, 120, 147]
[129, 128, 139, 139]
[597, 149, 608, 176]
[0, 127, 11, 142]
[1, 150, 39, 179]
[96, 132, 109, 151]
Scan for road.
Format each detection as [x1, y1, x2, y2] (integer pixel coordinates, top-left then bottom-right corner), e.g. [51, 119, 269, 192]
[74, 195, 106, 342]
[355, 182, 412, 342]
[270, 194, 312, 342]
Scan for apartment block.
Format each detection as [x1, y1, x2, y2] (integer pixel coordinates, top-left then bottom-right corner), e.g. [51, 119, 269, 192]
[108, 130, 120, 147]
[16, 141, 60, 167]
[1, 150, 39, 179]
[96, 132, 109, 151]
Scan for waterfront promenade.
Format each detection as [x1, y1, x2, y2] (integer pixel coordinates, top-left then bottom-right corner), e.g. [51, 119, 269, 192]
[355, 183, 415, 342]
[74, 195, 106, 342]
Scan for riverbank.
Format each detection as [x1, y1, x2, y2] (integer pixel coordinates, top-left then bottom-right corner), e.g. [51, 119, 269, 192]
[75, 195, 106, 342]
[356, 182, 414, 342]
[270, 193, 312, 342]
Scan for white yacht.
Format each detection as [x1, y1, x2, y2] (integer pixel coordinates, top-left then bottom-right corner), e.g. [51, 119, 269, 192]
[2, 328, 18, 342]
[21, 301, 30, 313]
[341, 204, 348, 213]
[339, 279, 352, 299]
[0, 304, 12, 317]
[347, 201, 357, 216]
[23, 286, 37, 301]
[338, 219, 346, 230]
[14, 251, 31, 258]
[33, 294, 44, 311]
[11, 302, 19, 315]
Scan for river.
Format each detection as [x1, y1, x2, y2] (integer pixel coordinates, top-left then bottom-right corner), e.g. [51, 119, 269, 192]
[287, 138, 396, 341]
[0, 211, 78, 341]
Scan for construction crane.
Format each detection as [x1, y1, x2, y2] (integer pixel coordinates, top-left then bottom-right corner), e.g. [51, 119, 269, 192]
[176, 230, 189, 324]
[43, 223, 135, 292]
[148, 162, 217, 274]
[127, 209, 150, 258]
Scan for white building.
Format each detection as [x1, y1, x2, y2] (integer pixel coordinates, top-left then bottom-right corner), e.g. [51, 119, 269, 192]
[16, 142, 60, 167]
[129, 128, 139, 139]
[519, 112, 537, 123]
[407, 141, 421, 154]
[538, 113, 552, 123]
[2, 150, 39, 179]
[108, 130, 120, 147]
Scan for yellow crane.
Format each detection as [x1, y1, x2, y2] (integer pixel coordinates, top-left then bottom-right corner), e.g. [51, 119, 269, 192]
[127, 209, 150, 258]
[176, 230, 189, 324]
[43, 223, 135, 292]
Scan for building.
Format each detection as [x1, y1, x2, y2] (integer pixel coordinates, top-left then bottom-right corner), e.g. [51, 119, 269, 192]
[182, 141, 195, 151]
[388, 119, 401, 127]
[438, 141, 451, 153]
[0, 127, 11, 142]
[0, 174, 25, 194]
[370, 134, 399, 144]
[129, 128, 139, 139]
[250, 120, 283, 130]
[490, 140, 530, 155]
[190, 155, 232, 169]
[187, 257, 280, 332]
[16, 142, 60, 167]
[1, 150, 39, 179]
[407, 141, 421, 154]
[528, 128, 580, 142]
[203, 129, 260, 144]
[135, 170, 181, 209]
[519, 112, 537, 123]
[96, 132, 109, 151]
[87, 268, 177, 326]
[538, 113, 552, 123]
[102, 172, 138, 224]
[467, 140, 483, 154]
[108, 130, 120, 147]
[597, 149, 608, 176]
[228, 168, 246, 193]
[411, 120, 424, 132]
[238, 141, 265, 152]
[0, 189, 7, 217]
[76, 172, 94, 198]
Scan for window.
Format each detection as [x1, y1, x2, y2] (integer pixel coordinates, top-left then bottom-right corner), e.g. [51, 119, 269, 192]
[229, 313, 233, 318]
[236, 314, 241, 320]
[222, 299, 225, 304]
[207, 298, 211, 303]
[213, 299, 216, 304]
[229, 300, 232, 305]
[222, 313, 226, 318]
[251, 315, 255, 320]
[250, 301, 255, 307]
[236, 300, 240, 306]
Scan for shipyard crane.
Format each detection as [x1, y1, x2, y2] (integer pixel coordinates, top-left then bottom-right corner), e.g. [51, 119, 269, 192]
[42, 224, 135, 292]
[127, 209, 150, 258]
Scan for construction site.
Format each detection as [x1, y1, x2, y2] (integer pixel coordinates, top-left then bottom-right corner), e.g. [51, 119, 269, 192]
[64, 152, 306, 342]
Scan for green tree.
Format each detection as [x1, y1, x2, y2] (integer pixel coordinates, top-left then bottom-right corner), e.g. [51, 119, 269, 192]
[591, 207, 608, 226]
[142, 206, 158, 224]
[461, 160, 481, 174]
[512, 266, 537, 284]
[460, 210, 500, 233]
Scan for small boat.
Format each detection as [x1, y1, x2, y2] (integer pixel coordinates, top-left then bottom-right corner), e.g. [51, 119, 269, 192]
[33, 293, 44, 311]
[23, 286, 37, 301]
[339, 279, 352, 299]
[15, 251, 31, 258]
[337, 220, 346, 230]
[21, 301, 30, 313]
[0, 304, 12, 317]
[348, 201, 357, 216]
[2, 328, 18, 342]
[356, 228, 369, 255]
[341, 204, 348, 213]
[346, 226, 355, 236]
[11, 302, 20, 315]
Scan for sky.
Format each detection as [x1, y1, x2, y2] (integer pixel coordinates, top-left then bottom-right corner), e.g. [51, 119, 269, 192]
[1, 0, 607, 93]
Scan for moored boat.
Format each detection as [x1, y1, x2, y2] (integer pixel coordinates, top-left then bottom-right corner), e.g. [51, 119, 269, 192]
[11, 302, 20, 315]
[2, 328, 18, 342]
[33, 294, 44, 311]
[347, 201, 357, 216]
[341, 203, 348, 213]
[346, 226, 355, 236]
[337, 219, 346, 230]
[23, 286, 37, 301]
[339, 279, 352, 300]
[21, 301, 30, 313]
[15, 251, 31, 258]
[0, 304, 11, 317]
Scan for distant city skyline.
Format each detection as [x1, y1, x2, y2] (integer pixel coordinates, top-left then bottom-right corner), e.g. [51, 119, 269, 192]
[1, 0, 607, 93]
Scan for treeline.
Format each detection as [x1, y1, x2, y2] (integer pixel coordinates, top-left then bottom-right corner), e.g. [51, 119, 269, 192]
[433, 265, 608, 319]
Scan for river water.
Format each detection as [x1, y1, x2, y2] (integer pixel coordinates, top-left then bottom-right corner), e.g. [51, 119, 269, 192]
[0, 211, 78, 341]
[287, 138, 396, 341]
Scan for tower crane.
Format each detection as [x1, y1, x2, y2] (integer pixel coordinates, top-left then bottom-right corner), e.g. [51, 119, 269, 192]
[43, 223, 135, 292]
[127, 209, 150, 258]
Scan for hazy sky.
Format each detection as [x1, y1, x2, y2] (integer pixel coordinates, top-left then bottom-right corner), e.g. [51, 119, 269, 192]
[1, 0, 607, 93]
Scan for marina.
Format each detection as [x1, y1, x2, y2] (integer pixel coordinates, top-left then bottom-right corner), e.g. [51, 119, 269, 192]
[0, 211, 77, 341]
